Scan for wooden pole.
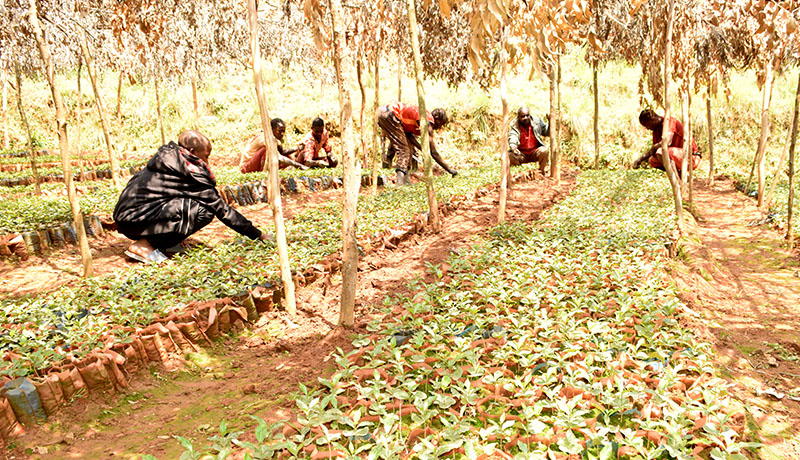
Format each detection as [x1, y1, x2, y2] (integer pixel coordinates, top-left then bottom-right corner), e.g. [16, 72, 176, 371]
[78, 16, 120, 186]
[77, 57, 85, 182]
[328, 0, 362, 327]
[27, 0, 93, 276]
[497, 34, 510, 224]
[246, 0, 297, 315]
[661, 0, 684, 233]
[593, 61, 600, 169]
[706, 95, 715, 185]
[357, 57, 367, 166]
[191, 74, 199, 131]
[397, 53, 402, 101]
[680, 91, 689, 193]
[746, 62, 773, 203]
[14, 63, 41, 195]
[370, 34, 382, 194]
[2, 70, 8, 150]
[551, 53, 561, 185]
[154, 72, 166, 145]
[786, 71, 799, 246]
[115, 70, 124, 119]
[687, 86, 694, 208]
[765, 108, 795, 209]
[406, 0, 441, 232]
[548, 65, 555, 178]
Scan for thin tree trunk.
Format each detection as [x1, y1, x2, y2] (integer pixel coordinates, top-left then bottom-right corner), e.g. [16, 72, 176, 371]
[357, 57, 367, 166]
[370, 35, 382, 194]
[548, 66, 555, 178]
[497, 35, 510, 224]
[786, 71, 800, 246]
[765, 108, 795, 209]
[14, 63, 41, 195]
[397, 53, 402, 101]
[116, 70, 123, 119]
[746, 63, 773, 203]
[406, 0, 441, 233]
[246, 0, 296, 315]
[593, 62, 600, 169]
[551, 54, 561, 184]
[328, 0, 361, 327]
[662, 0, 684, 233]
[27, 0, 92, 276]
[2, 71, 8, 150]
[77, 58, 86, 182]
[680, 91, 689, 193]
[78, 18, 120, 186]
[154, 73, 166, 145]
[687, 87, 694, 207]
[706, 95, 715, 185]
[191, 74, 199, 130]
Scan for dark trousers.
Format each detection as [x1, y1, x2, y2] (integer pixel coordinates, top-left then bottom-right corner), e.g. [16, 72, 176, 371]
[377, 106, 413, 172]
[116, 198, 214, 250]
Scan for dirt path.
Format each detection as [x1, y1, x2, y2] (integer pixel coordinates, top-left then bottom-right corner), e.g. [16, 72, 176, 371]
[674, 177, 800, 460]
[7, 171, 575, 460]
[0, 188, 344, 298]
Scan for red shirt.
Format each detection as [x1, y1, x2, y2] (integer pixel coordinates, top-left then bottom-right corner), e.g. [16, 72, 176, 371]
[296, 130, 332, 165]
[653, 117, 698, 153]
[391, 102, 434, 136]
[518, 124, 541, 155]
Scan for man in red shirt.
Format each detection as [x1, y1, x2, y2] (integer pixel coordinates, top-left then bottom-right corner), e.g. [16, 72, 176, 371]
[377, 102, 457, 185]
[508, 106, 550, 175]
[296, 117, 338, 168]
[634, 109, 700, 175]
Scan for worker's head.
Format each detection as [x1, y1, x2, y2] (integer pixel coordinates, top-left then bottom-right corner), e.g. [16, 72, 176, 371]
[517, 106, 531, 128]
[638, 109, 662, 131]
[311, 117, 325, 141]
[178, 130, 212, 163]
[271, 118, 286, 141]
[431, 108, 448, 130]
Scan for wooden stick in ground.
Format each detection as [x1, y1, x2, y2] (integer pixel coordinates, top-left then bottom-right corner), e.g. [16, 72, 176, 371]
[116, 70, 124, 119]
[786, 71, 800, 246]
[370, 34, 382, 194]
[593, 61, 600, 169]
[397, 53, 402, 101]
[78, 16, 120, 187]
[687, 86, 694, 208]
[765, 108, 794, 209]
[548, 65, 556, 178]
[552, 53, 561, 185]
[26, 0, 93, 276]
[328, 0, 362, 327]
[246, 0, 296, 315]
[497, 35, 510, 224]
[14, 63, 41, 195]
[706, 95, 715, 185]
[680, 91, 689, 194]
[77, 56, 85, 182]
[745, 62, 773, 202]
[406, 0, 440, 233]
[191, 74, 199, 131]
[661, 0, 684, 234]
[357, 57, 367, 166]
[154, 70, 166, 145]
[2, 70, 7, 150]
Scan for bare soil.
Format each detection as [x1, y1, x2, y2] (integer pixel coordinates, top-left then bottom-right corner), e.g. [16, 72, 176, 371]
[5, 171, 575, 459]
[673, 177, 800, 460]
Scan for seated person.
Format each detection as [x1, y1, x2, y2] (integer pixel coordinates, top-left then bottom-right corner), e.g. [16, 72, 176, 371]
[114, 130, 271, 263]
[295, 117, 338, 168]
[634, 109, 700, 175]
[377, 102, 457, 185]
[239, 118, 307, 173]
[508, 106, 550, 175]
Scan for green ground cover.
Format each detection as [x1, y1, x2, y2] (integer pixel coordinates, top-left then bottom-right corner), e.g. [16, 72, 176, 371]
[161, 170, 754, 459]
[0, 163, 533, 379]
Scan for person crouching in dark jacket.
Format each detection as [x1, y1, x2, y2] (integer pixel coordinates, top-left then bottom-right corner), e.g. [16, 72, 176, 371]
[113, 130, 271, 263]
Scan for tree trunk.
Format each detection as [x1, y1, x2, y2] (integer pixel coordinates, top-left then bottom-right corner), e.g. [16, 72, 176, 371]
[786, 71, 800, 246]
[746, 63, 773, 204]
[370, 35, 382, 194]
[551, 54, 561, 185]
[2, 71, 8, 150]
[680, 91, 689, 193]
[246, 0, 297, 315]
[548, 66, 556, 178]
[357, 58, 367, 166]
[76, 58, 86, 182]
[687, 87, 694, 207]
[497, 36, 510, 224]
[662, 0, 684, 233]
[397, 53, 402, 101]
[14, 64, 41, 195]
[78, 19, 120, 187]
[154, 73, 166, 145]
[328, 0, 361, 327]
[406, 0, 441, 233]
[191, 74, 199, 130]
[593, 62, 600, 169]
[765, 108, 795, 209]
[27, 0, 93, 276]
[116, 70, 123, 119]
[706, 96, 715, 185]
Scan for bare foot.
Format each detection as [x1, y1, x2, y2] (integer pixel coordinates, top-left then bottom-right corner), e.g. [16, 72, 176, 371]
[126, 239, 155, 259]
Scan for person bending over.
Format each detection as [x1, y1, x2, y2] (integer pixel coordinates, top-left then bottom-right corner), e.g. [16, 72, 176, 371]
[239, 118, 307, 173]
[634, 109, 700, 176]
[295, 117, 338, 168]
[508, 106, 550, 175]
[377, 102, 457, 185]
[114, 130, 271, 263]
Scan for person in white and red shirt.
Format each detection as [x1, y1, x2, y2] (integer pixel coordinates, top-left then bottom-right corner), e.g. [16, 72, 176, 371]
[296, 117, 338, 168]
